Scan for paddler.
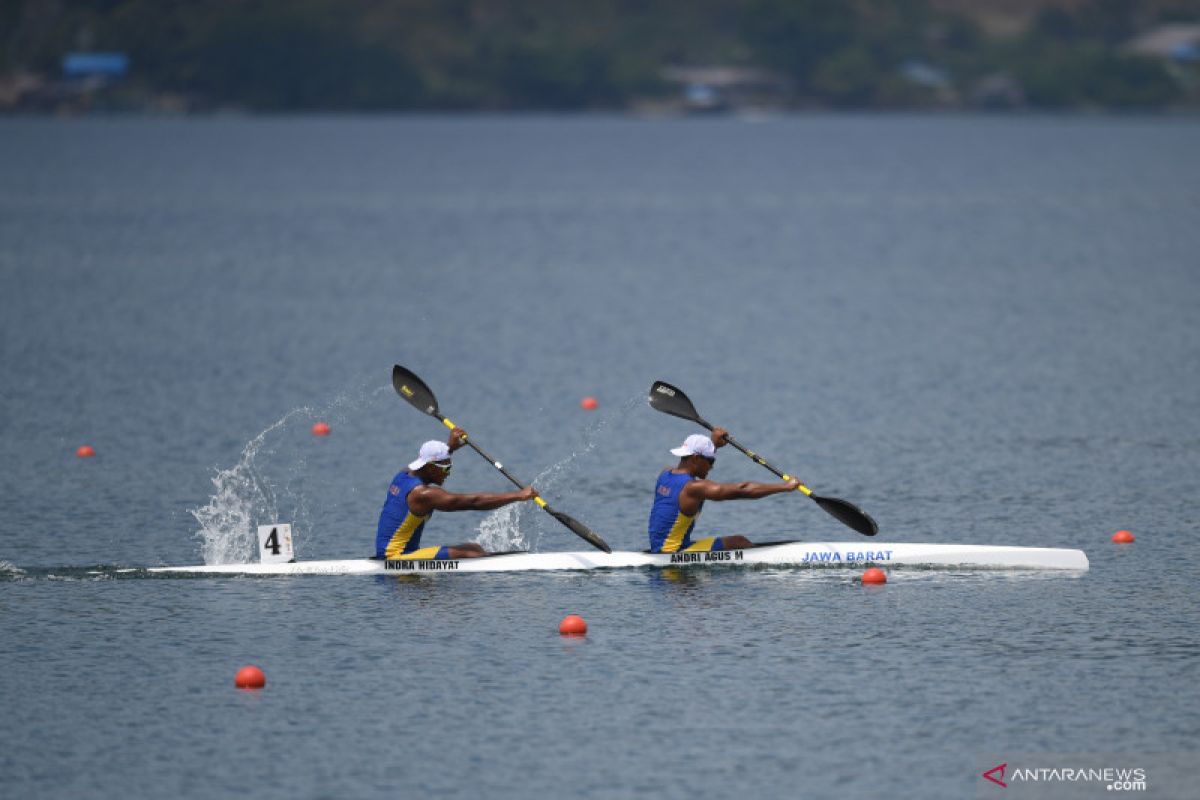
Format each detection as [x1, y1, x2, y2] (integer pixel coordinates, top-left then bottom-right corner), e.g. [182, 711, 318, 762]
[648, 431, 800, 554]
[376, 428, 537, 559]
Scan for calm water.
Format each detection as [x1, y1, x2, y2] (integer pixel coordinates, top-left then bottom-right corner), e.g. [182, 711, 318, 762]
[1, 115, 1198, 798]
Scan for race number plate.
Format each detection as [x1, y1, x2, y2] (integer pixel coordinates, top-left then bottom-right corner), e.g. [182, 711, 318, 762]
[257, 523, 295, 564]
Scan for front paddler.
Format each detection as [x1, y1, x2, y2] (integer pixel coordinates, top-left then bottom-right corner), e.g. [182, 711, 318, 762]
[648, 431, 800, 554]
[376, 428, 537, 560]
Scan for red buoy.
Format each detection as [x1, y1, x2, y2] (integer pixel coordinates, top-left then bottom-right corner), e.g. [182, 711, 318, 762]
[861, 567, 887, 585]
[312, 422, 331, 436]
[1112, 530, 1135, 544]
[235, 665, 265, 689]
[76, 445, 95, 458]
[559, 615, 588, 636]
[580, 397, 598, 411]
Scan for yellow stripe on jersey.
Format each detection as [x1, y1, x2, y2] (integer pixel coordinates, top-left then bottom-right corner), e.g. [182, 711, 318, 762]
[384, 511, 431, 559]
[392, 546, 442, 560]
[683, 537, 719, 552]
[660, 511, 696, 554]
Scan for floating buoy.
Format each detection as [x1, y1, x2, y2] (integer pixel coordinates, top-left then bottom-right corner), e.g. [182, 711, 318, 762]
[1112, 530, 1135, 544]
[76, 445, 95, 458]
[559, 615, 588, 636]
[235, 665, 266, 689]
[312, 422, 331, 437]
[580, 397, 598, 411]
[861, 567, 887, 585]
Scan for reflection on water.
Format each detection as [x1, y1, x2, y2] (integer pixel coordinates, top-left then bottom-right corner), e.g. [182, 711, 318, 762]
[648, 567, 719, 595]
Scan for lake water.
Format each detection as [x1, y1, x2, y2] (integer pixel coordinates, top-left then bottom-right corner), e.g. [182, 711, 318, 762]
[1, 114, 1198, 798]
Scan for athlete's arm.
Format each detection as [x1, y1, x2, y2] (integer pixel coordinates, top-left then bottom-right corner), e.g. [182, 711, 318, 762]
[678, 478, 799, 514]
[409, 484, 536, 514]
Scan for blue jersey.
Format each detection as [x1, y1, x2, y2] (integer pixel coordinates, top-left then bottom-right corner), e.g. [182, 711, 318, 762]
[648, 469, 705, 553]
[376, 472, 433, 559]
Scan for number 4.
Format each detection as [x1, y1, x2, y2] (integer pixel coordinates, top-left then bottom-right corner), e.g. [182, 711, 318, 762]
[263, 527, 281, 556]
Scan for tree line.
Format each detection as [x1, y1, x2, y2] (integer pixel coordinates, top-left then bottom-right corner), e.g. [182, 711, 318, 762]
[2, 0, 1196, 111]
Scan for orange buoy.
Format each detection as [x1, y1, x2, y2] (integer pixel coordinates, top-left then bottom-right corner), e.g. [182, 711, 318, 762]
[312, 422, 331, 436]
[559, 615, 588, 636]
[861, 567, 887, 585]
[580, 397, 598, 411]
[1112, 530, 1135, 544]
[235, 665, 266, 689]
[76, 445, 95, 458]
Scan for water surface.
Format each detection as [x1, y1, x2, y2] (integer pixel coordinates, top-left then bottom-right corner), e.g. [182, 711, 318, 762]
[1, 115, 1197, 798]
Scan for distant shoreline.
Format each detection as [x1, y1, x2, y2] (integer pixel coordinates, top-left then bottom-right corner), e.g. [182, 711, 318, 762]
[3, 107, 1199, 121]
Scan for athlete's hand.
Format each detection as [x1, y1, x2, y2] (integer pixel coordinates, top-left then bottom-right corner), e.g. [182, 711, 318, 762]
[447, 426, 468, 451]
[517, 486, 538, 502]
[783, 478, 801, 491]
[710, 427, 730, 448]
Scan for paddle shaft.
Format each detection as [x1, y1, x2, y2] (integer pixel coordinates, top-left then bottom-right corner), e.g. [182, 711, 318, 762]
[688, 418, 815, 497]
[433, 415, 549, 507]
[723, 436, 815, 496]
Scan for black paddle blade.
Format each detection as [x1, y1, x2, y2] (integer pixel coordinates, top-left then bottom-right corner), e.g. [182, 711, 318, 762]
[545, 506, 612, 553]
[392, 365, 440, 418]
[813, 495, 878, 536]
[648, 381, 705, 425]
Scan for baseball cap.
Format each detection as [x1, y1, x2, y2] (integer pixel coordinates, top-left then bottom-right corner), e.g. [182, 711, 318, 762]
[409, 440, 451, 470]
[670, 434, 715, 459]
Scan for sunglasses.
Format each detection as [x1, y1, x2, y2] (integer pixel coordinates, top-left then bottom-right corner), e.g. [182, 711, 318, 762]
[431, 460, 453, 472]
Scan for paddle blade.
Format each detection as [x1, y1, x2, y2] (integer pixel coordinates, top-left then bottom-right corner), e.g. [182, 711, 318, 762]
[392, 365, 440, 418]
[648, 381, 706, 426]
[813, 495, 878, 536]
[544, 506, 612, 553]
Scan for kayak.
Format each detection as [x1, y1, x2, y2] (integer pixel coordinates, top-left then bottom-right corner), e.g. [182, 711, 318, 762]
[145, 541, 1089, 575]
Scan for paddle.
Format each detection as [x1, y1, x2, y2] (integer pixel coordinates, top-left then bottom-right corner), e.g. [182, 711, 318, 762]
[648, 380, 878, 537]
[392, 365, 612, 553]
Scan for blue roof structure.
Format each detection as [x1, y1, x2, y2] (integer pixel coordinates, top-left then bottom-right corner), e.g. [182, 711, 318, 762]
[62, 53, 130, 78]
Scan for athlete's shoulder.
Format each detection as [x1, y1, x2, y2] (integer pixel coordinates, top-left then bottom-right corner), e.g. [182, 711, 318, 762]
[405, 481, 448, 514]
[407, 480, 437, 497]
[683, 477, 724, 496]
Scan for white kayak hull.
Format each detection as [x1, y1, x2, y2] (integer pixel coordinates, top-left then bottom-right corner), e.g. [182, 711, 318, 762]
[146, 541, 1089, 575]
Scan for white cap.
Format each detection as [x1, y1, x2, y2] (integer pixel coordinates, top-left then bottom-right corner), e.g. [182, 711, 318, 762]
[670, 434, 715, 459]
[409, 440, 451, 470]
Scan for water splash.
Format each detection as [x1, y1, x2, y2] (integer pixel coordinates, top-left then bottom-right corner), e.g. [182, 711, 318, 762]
[190, 408, 308, 564]
[0, 561, 26, 581]
[189, 380, 394, 565]
[474, 503, 529, 551]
